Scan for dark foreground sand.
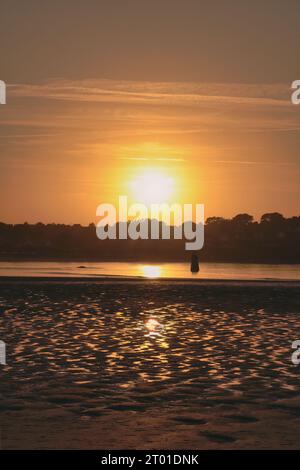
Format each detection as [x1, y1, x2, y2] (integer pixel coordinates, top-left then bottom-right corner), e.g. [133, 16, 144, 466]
[1, 278, 300, 449]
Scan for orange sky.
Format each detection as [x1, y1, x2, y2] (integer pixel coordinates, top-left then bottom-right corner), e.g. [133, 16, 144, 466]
[1, 2, 300, 223]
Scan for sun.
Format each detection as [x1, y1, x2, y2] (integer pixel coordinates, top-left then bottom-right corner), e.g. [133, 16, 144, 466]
[130, 168, 175, 205]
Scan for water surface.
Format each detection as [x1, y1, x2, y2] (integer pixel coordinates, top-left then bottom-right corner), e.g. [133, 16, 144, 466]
[0, 261, 300, 280]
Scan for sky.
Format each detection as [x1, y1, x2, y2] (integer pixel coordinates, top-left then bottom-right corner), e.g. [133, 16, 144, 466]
[1, 0, 300, 224]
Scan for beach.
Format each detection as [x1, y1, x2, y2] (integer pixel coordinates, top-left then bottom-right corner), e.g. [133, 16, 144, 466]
[1, 278, 300, 449]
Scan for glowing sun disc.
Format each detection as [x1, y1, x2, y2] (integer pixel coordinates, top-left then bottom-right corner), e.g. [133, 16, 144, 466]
[130, 170, 174, 204]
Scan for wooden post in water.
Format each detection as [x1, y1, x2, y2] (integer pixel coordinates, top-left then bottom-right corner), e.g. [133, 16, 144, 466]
[190, 253, 199, 273]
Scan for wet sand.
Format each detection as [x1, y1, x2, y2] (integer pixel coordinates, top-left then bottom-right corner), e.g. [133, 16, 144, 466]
[1, 278, 300, 449]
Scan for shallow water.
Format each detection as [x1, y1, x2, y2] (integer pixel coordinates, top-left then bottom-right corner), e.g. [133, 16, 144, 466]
[1, 261, 300, 280]
[1, 281, 300, 425]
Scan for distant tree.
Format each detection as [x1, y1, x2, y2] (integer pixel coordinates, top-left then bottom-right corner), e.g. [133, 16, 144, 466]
[260, 213, 285, 224]
[231, 213, 253, 226]
[206, 217, 227, 225]
[0, 214, 299, 262]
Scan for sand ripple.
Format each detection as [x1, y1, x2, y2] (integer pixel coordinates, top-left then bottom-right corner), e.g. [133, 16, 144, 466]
[1, 281, 300, 448]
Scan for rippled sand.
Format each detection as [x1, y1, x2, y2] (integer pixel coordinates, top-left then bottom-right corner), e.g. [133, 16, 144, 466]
[1, 279, 300, 449]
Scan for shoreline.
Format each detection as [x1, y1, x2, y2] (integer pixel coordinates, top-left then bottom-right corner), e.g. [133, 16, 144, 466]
[0, 274, 300, 286]
[1, 258, 300, 264]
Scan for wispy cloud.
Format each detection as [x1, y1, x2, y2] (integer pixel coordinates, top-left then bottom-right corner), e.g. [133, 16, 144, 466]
[120, 157, 185, 162]
[1, 79, 299, 140]
[8, 79, 291, 108]
[215, 160, 295, 166]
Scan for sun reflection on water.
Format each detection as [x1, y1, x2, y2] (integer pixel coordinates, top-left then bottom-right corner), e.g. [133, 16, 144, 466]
[141, 265, 161, 278]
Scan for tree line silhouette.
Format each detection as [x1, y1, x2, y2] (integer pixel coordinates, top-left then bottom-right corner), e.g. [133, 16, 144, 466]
[0, 212, 299, 262]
